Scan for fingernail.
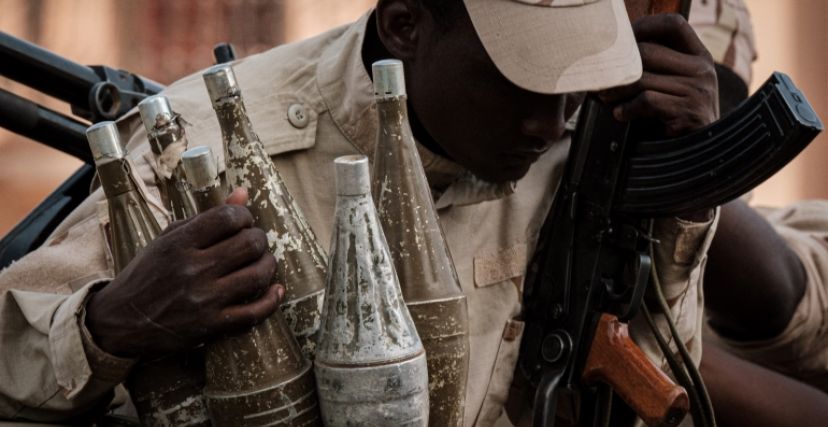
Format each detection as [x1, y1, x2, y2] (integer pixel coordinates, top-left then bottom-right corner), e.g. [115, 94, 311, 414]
[276, 285, 285, 301]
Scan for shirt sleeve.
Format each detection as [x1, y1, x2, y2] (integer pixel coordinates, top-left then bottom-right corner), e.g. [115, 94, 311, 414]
[0, 280, 136, 422]
[630, 209, 720, 371]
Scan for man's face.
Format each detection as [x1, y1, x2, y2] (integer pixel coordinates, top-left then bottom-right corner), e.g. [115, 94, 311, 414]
[405, 6, 578, 183]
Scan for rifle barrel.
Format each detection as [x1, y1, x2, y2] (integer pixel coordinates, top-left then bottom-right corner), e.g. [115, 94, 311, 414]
[0, 88, 92, 164]
[0, 32, 100, 108]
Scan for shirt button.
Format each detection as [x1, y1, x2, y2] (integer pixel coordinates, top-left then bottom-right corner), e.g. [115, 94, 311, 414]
[287, 103, 309, 129]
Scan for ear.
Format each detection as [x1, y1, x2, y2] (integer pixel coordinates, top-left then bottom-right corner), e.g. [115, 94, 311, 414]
[375, 0, 423, 60]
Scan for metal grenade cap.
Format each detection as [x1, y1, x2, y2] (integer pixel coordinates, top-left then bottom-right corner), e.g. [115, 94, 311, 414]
[86, 121, 125, 165]
[137, 95, 175, 135]
[203, 64, 241, 103]
[335, 155, 371, 196]
[182, 146, 218, 191]
[372, 59, 406, 98]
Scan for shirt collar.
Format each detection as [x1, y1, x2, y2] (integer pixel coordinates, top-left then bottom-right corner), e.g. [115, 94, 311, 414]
[315, 11, 515, 209]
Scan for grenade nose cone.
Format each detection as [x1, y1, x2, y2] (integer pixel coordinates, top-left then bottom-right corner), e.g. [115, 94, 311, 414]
[138, 95, 174, 135]
[203, 64, 240, 103]
[335, 155, 371, 196]
[182, 146, 218, 191]
[86, 121, 125, 165]
[372, 59, 406, 98]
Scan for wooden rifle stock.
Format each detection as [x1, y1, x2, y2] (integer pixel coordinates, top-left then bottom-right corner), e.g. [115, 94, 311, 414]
[583, 314, 689, 426]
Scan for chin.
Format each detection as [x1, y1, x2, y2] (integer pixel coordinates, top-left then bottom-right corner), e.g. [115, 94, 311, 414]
[475, 162, 532, 183]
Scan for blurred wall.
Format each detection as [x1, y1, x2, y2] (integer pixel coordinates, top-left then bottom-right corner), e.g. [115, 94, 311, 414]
[0, 0, 373, 235]
[744, 0, 828, 207]
[1, 0, 827, 237]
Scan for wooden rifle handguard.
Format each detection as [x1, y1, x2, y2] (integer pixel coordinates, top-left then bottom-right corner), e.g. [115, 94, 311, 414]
[583, 314, 689, 426]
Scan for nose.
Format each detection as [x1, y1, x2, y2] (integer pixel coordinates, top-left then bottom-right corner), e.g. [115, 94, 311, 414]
[519, 94, 567, 142]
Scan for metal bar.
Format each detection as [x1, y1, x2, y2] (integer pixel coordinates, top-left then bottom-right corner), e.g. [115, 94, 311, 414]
[0, 88, 92, 164]
[0, 32, 100, 108]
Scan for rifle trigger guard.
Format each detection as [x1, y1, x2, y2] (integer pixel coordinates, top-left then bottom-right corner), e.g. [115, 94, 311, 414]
[533, 369, 565, 427]
[618, 253, 651, 322]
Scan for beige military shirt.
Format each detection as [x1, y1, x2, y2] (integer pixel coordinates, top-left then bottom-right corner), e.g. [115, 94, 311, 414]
[0, 12, 717, 426]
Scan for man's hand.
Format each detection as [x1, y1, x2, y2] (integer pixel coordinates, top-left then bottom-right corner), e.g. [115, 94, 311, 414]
[598, 14, 719, 136]
[86, 188, 284, 358]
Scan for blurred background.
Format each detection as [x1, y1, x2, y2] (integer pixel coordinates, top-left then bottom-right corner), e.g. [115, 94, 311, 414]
[0, 0, 826, 236]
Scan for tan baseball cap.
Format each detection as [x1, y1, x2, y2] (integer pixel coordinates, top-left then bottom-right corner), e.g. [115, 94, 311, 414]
[464, 0, 642, 95]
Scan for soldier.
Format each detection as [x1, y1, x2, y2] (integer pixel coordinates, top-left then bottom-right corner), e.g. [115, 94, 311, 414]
[0, 0, 719, 425]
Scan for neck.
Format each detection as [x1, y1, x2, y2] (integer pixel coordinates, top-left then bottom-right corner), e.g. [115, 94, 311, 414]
[361, 12, 450, 159]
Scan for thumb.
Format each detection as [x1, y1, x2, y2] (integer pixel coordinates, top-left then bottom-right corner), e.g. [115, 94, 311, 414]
[225, 187, 248, 206]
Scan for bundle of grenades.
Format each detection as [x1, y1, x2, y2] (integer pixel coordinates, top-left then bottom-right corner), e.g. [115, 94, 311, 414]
[87, 59, 470, 427]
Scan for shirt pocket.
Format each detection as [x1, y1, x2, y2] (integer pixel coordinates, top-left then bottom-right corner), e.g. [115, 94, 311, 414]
[473, 243, 529, 291]
[475, 319, 525, 426]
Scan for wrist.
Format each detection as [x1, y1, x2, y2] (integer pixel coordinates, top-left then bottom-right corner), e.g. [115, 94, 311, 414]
[84, 287, 137, 358]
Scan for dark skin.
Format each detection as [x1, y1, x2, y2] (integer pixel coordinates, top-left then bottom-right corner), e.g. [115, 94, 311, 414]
[86, 189, 284, 357]
[86, 1, 718, 358]
[705, 199, 807, 341]
[701, 342, 828, 427]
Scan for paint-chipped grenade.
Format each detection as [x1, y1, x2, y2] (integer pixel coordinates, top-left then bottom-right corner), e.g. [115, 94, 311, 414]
[201, 64, 322, 426]
[203, 63, 327, 360]
[371, 59, 470, 427]
[86, 122, 211, 427]
[315, 155, 429, 426]
[138, 95, 197, 221]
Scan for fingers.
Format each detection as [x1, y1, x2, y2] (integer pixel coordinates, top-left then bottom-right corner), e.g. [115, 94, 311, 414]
[632, 14, 709, 57]
[612, 90, 681, 123]
[179, 204, 255, 249]
[211, 249, 278, 306]
[612, 90, 710, 137]
[225, 187, 248, 206]
[202, 227, 272, 277]
[216, 284, 283, 334]
[599, 71, 692, 104]
[637, 42, 711, 78]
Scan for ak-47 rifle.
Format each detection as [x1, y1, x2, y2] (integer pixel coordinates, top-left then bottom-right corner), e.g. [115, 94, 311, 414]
[518, 1, 824, 426]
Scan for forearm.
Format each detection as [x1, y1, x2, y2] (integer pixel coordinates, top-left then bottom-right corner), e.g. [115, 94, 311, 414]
[701, 343, 828, 427]
[704, 199, 806, 341]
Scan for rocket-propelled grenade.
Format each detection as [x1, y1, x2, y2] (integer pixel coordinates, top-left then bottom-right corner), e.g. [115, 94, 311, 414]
[203, 64, 327, 359]
[315, 155, 429, 426]
[138, 95, 197, 221]
[371, 59, 470, 427]
[87, 122, 211, 427]
[201, 65, 321, 426]
[87, 121, 161, 273]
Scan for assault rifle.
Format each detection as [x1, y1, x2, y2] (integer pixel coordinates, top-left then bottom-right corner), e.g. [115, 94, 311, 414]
[518, 5, 823, 427]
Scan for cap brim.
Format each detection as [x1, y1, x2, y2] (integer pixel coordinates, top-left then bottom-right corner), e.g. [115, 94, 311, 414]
[465, 0, 642, 94]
